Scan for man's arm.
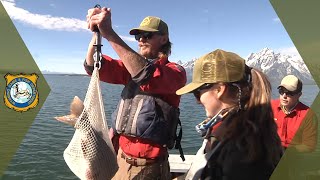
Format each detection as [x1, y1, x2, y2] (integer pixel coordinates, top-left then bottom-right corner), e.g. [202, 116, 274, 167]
[105, 30, 147, 77]
[87, 7, 147, 77]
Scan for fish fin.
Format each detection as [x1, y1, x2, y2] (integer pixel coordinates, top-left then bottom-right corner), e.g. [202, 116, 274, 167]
[70, 96, 84, 117]
[55, 115, 78, 127]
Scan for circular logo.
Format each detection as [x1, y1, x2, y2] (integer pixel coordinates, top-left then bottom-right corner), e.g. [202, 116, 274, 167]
[6, 77, 37, 108]
[140, 17, 151, 27]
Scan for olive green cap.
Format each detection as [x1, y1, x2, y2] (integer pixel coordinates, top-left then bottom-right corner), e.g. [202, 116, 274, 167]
[129, 16, 169, 35]
[176, 49, 246, 95]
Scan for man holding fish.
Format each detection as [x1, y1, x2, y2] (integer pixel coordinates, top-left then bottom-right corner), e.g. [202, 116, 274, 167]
[85, 5, 186, 180]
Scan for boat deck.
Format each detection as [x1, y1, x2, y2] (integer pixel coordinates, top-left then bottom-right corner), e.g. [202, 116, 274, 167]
[169, 154, 194, 179]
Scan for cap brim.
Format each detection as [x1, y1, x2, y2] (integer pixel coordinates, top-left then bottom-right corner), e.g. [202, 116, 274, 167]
[176, 82, 205, 95]
[129, 27, 159, 35]
[278, 85, 296, 92]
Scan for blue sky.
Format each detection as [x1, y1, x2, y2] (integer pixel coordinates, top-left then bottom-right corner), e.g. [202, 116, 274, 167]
[2, 0, 298, 74]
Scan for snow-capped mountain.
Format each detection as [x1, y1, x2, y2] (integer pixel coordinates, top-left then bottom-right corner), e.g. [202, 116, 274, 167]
[177, 48, 315, 84]
[246, 48, 314, 84]
[179, 58, 197, 71]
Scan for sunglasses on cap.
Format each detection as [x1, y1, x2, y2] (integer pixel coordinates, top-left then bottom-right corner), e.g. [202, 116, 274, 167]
[193, 84, 214, 100]
[134, 32, 161, 41]
[278, 88, 299, 97]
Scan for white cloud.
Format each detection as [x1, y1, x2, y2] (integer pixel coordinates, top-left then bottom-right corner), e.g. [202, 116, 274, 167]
[277, 46, 302, 58]
[2, 0, 87, 32]
[1, 0, 135, 42]
[120, 36, 135, 42]
[203, 9, 209, 14]
[2, 0, 14, 3]
[273, 17, 281, 23]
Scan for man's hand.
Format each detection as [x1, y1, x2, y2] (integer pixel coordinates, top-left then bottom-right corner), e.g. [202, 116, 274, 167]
[87, 7, 113, 38]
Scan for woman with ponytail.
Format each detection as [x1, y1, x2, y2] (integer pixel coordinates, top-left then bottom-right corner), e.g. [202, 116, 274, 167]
[176, 49, 283, 180]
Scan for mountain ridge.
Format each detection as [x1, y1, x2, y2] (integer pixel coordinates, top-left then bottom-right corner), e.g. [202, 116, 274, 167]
[177, 48, 315, 85]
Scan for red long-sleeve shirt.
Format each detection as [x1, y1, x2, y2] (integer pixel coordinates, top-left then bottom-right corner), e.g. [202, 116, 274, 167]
[271, 99, 318, 150]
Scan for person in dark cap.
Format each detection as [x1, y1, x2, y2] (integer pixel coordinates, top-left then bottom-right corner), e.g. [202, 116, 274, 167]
[85, 7, 186, 180]
[176, 49, 282, 179]
[272, 75, 318, 152]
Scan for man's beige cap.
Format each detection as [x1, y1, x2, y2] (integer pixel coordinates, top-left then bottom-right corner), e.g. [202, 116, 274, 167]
[278, 74, 302, 92]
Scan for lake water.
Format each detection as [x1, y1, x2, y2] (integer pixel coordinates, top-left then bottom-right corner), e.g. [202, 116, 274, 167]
[2, 74, 319, 180]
